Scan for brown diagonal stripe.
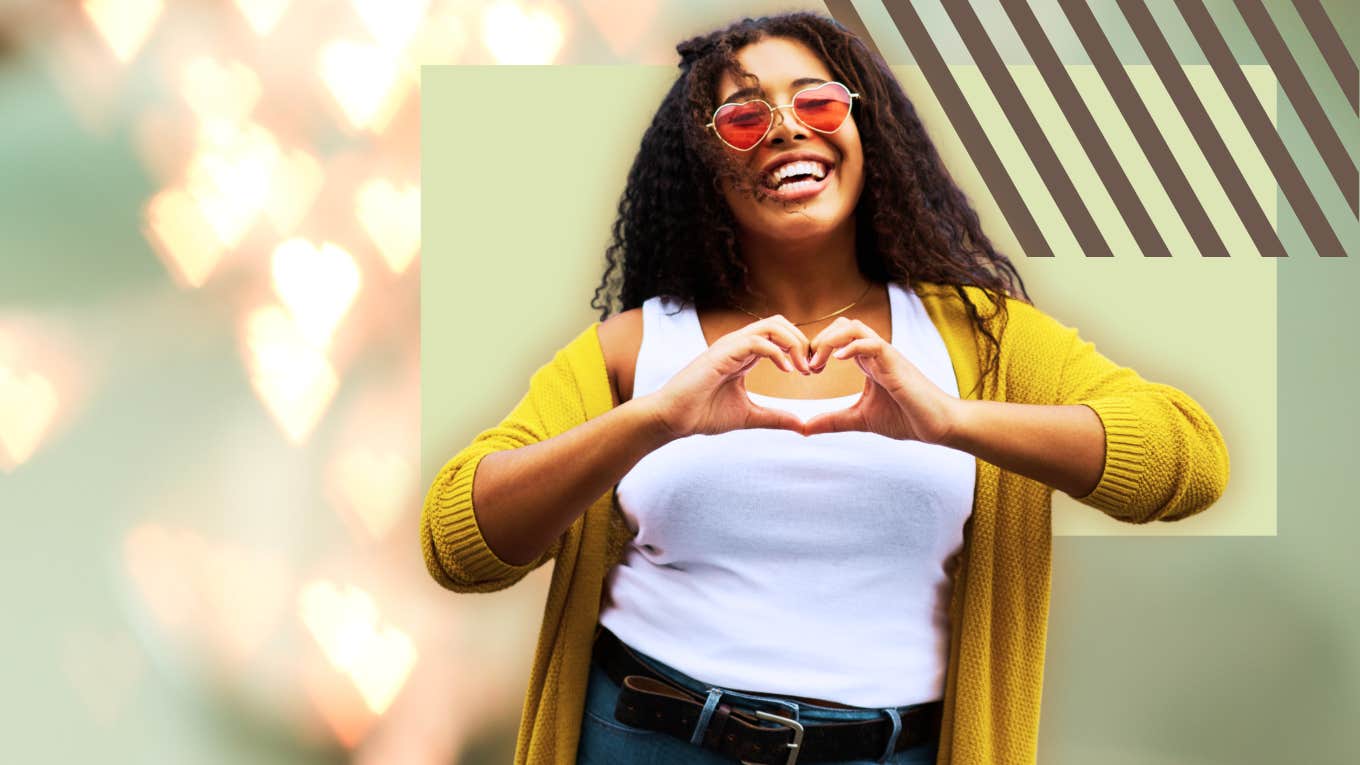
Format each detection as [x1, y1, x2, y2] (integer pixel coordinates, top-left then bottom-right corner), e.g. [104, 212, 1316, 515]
[876, 0, 1054, 257]
[1106, 0, 1290, 257]
[941, 0, 1117, 257]
[1292, 0, 1359, 116]
[1235, 0, 1357, 217]
[999, 0, 1184, 258]
[823, 0, 883, 61]
[1058, 0, 1253, 258]
[1172, 0, 1348, 256]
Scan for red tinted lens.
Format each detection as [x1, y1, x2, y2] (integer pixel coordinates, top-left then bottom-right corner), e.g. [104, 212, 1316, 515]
[713, 101, 771, 150]
[793, 82, 852, 132]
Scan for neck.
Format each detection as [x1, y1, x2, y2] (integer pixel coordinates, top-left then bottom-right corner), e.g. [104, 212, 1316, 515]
[735, 221, 869, 322]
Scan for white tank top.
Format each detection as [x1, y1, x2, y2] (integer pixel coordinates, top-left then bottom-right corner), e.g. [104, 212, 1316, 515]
[598, 281, 976, 708]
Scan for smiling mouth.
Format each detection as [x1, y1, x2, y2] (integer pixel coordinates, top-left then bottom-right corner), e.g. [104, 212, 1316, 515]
[761, 160, 832, 190]
[759, 165, 834, 202]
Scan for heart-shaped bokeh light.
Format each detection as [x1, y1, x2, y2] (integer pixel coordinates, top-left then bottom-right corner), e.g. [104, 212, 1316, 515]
[186, 122, 281, 247]
[270, 238, 361, 348]
[144, 187, 225, 287]
[350, 0, 429, 52]
[233, 0, 291, 37]
[319, 41, 410, 132]
[181, 57, 261, 139]
[299, 580, 416, 715]
[82, 0, 164, 63]
[243, 306, 339, 443]
[481, 0, 567, 65]
[0, 366, 60, 470]
[326, 446, 416, 542]
[404, 4, 468, 79]
[264, 149, 324, 235]
[356, 180, 420, 274]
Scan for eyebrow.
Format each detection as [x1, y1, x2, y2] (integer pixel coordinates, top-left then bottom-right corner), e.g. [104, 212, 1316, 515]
[721, 77, 828, 104]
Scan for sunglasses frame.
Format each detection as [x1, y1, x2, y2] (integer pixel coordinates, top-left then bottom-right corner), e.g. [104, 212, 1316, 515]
[706, 80, 861, 152]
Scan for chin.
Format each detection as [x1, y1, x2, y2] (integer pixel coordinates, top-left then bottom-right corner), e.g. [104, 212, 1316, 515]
[756, 217, 844, 242]
[765, 200, 852, 229]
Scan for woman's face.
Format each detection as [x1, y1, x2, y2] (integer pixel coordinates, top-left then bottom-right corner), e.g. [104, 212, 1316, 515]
[713, 36, 865, 243]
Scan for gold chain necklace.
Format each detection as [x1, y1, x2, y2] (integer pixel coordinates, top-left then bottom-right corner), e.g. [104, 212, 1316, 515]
[734, 281, 874, 327]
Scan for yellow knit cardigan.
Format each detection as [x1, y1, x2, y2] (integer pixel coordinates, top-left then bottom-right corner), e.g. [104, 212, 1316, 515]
[421, 281, 1230, 764]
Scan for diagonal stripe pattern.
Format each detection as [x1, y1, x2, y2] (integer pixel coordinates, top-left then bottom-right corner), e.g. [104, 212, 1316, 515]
[834, 0, 1356, 257]
[881, 0, 1057, 257]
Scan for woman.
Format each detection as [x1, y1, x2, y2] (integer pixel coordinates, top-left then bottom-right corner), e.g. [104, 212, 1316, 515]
[420, 11, 1230, 765]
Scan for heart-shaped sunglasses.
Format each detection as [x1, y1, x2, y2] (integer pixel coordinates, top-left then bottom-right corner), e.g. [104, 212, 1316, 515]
[706, 81, 860, 152]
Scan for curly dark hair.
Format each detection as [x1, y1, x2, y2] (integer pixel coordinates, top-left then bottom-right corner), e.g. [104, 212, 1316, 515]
[589, 11, 1030, 394]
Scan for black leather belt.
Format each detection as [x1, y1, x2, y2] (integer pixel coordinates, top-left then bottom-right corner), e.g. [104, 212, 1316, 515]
[591, 626, 942, 764]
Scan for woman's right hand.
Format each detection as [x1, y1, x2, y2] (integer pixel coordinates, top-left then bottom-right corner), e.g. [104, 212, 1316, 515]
[644, 315, 812, 439]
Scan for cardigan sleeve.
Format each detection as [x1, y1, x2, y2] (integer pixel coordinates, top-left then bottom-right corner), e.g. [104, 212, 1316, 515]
[1003, 299, 1231, 524]
[419, 348, 580, 593]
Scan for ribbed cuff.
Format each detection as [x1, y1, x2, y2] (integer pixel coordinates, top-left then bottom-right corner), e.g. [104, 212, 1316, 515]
[1075, 397, 1146, 516]
[428, 450, 539, 582]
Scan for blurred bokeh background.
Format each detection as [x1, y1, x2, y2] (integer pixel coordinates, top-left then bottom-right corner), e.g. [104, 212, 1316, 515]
[0, 0, 1355, 763]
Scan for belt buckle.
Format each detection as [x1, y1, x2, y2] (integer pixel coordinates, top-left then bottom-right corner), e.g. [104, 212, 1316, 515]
[740, 709, 804, 765]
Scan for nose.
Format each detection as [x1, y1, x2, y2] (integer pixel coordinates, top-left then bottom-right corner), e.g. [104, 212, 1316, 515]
[764, 103, 807, 145]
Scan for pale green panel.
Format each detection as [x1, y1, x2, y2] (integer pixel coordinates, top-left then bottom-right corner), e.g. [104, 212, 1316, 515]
[423, 64, 1276, 537]
[1030, 254, 1278, 536]
[421, 65, 673, 483]
[888, 62, 1276, 536]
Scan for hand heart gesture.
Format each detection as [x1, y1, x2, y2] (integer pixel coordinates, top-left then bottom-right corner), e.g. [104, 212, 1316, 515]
[801, 317, 957, 443]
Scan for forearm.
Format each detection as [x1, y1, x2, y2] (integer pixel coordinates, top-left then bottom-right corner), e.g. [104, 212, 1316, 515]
[939, 399, 1106, 498]
[472, 394, 676, 566]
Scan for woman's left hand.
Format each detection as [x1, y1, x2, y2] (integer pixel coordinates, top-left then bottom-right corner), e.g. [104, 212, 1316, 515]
[801, 317, 959, 443]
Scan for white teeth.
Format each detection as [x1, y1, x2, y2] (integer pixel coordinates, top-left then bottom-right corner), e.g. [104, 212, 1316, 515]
[774, 178, 820, 194]
[767, 160, 829, 187]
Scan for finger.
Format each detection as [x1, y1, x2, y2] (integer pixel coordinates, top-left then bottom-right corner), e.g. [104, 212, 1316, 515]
[733, 353, 760, 376]
[750, 318, 811, 374]
[747, 335, 796, 374]
[802, 408, 853, 437]
[831, 338, 882, 362]
[722, 333, 789, 374]
[745, 323, 805, 375]
[804, 377, 872, 436]
[763, 315, 812, 372]
[808, 318, 864, 371]
[744, 402, 806, 435]
[807, 316, 852, 354]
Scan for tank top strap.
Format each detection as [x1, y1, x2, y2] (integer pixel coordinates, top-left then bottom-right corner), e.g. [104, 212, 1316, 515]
[633, 295, 703, 400]
[890, 281, 959, 397]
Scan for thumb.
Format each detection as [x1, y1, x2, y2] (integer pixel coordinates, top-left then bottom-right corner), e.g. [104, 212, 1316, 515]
[802, 408, 856, 437]
[744, 403, 807, 436]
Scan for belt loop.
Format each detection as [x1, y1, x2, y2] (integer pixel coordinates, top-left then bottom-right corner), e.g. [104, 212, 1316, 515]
[877, 707, 902, 763]
[690, 688, 724, 745]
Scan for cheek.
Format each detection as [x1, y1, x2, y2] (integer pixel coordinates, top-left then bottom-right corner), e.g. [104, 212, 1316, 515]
[839, 145, 865, 193]
[848, 157, 865, 188]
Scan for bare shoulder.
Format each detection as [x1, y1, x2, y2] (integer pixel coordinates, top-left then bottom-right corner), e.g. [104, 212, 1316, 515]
[595, 307, 643, 406]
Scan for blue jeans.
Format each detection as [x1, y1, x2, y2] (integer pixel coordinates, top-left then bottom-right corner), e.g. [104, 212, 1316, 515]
[576, 640, 942, 764]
